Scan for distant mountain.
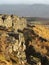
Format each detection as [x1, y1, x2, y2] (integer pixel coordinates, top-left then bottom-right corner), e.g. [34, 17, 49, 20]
[0, 4, 49, 18]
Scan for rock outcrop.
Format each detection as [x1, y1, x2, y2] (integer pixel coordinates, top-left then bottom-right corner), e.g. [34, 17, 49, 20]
[0, 14, 27, 32]
[0, 14, 49, 65]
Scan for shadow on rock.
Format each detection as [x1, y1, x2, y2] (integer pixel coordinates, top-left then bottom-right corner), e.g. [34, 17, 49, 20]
[25, 41, 49, 65]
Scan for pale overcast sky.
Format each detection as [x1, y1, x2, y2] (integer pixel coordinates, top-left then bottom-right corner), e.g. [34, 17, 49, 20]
[0, 0, 49, 4]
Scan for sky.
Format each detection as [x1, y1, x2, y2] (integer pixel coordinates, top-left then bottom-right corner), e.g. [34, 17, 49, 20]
[0, 0, 49, 4]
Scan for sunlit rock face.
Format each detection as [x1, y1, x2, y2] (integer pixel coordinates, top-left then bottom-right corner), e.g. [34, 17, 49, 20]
[11, 15, 27, 32]
[0, 29, 26, 65]
[0, 14, 49, 65]
[0, 14, 27, 31]
[0, 18, 3, 26]
[0, 14, 27, 65]
[3, 16, 12, 28]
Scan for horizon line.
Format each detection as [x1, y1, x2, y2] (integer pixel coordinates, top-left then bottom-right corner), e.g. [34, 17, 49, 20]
[0, 3, 49, 5]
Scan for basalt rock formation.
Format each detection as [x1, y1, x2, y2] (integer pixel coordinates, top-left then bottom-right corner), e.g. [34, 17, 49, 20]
[0, 14, 49, 65]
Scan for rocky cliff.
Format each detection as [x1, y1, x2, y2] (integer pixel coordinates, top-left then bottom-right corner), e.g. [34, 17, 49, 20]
[0, 14, 49, 65]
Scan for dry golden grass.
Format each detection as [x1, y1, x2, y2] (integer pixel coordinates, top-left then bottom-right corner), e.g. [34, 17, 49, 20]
[28, 25, 49, 56]
[33, 25, 49, 40]
[0, 53, 12, 65]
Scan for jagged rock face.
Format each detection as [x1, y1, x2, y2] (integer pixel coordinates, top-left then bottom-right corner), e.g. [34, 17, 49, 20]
[0, 14, 49, 65]
[0, 18, 3, 26]
[12, 15, 27, 32]
[0, 14, 27, 65]
[0, 29, 26, 65]
[0, 14, 27, 31]
[3, 16, 12, 28]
